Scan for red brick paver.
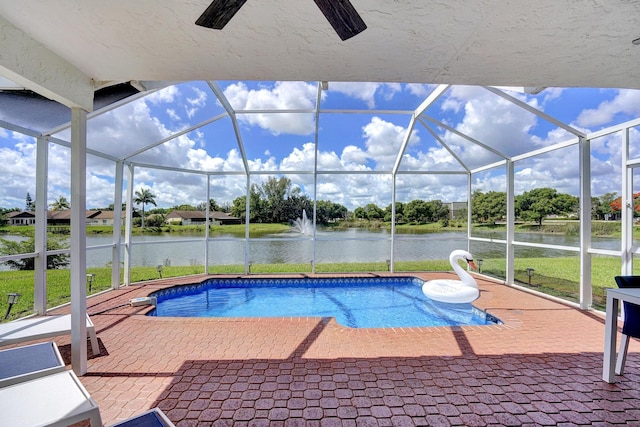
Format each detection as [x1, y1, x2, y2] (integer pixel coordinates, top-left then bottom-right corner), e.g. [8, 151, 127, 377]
[47, 273, 640, 425]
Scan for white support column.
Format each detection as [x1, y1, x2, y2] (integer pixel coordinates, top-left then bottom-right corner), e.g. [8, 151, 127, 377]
[245, 175, 251, 274]
[111, 161, 124, 289]
[123, 164, 135, 286]
[579, 137, 592, 309]
[505, 160, 515, 284]
[390, 175, 396, 273]
[622, 129, 633, 275]
[70, 108, 88, 375]
[466, 174, 472, 251]
[205, 176, 210, 275]
[34, 136, 48, 314]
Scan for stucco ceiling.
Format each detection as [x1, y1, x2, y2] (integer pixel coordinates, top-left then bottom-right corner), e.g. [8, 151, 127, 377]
[0, 0, 639, 110]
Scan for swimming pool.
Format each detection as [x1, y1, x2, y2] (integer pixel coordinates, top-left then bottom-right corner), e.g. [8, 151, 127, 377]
[148, 277, 501, 328]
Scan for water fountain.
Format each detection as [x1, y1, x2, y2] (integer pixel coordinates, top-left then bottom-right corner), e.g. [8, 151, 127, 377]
[292, 210, 314, 235]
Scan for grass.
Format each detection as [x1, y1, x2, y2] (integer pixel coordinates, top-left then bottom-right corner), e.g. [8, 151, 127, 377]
[477, 255, 631, 310]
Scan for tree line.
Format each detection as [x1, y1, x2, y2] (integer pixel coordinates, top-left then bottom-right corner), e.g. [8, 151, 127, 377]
[472, 188, 628, 225]
[2, 183, 628, 229]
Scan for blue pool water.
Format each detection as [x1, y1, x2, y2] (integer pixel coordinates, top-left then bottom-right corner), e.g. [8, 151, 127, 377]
[148, 277, 501, 328]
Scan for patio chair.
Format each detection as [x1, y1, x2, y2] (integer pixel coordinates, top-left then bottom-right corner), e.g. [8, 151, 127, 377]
[0, 341, 65, 387]
[107, 407, 175, 427]
[0, 369, 102, 426]
[613, 276, 640, 374]
[0, 313, 100, 355]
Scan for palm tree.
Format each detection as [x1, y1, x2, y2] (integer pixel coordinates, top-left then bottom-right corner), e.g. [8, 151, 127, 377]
[134, 188, 157, 227]
[49, 195, 70, 211]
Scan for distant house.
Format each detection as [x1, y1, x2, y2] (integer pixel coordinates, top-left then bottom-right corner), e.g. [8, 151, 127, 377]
[7, 211, 36, 226]
[7, 210, 124, 226]
[166, 210, 241, 225]
[86, 210, 127, 226]
[210, 211, 242, 225]
[47, 210, 101, 225]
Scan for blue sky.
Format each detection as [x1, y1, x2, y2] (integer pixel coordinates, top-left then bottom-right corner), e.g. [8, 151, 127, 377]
[1, 81, 640, 211]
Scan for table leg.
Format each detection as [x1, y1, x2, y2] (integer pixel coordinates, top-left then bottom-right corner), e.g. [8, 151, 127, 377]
[603, 292, 619, 383]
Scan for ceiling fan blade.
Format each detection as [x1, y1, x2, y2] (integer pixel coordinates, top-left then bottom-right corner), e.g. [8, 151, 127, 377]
[195, 0, 247, 29]
[313, 0, 367, 41]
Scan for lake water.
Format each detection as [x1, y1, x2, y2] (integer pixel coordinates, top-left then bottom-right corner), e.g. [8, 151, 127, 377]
[0, 228, 622, 270]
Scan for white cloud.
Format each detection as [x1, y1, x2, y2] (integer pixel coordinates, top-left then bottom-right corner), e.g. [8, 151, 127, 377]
[576, 89, 640, 128]
[146, 85, 180, 104]
[540, 87, 564, 105]
[328, 82, 403, 108]
[280, 143, 316, 171]
[406, 84, 434, 98]
[0, 138, 37, 208]
[362, 117, 419, 170]
[223, 81, 319, 135]
[330, 82, 381, 108]
[166, 109, 181, 121]
[438, 86, 540, 167]
[186, 87, 207, 119]
[340, 145, 369, 167]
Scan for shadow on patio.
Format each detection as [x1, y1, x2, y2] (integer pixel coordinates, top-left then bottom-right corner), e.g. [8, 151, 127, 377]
[52, 275, 640, 425]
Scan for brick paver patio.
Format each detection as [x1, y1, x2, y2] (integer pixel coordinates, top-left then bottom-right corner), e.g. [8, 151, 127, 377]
[46, 273, 640, 425]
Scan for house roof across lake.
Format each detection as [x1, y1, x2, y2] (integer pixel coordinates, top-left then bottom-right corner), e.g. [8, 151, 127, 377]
[165, 210, 241, 225]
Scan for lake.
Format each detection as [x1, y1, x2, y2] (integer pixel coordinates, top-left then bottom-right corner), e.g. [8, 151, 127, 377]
[0, 228, 622, 270]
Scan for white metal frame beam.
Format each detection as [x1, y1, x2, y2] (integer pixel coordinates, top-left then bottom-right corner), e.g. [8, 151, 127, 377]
[622, 129, 633, 275]
[34, 136, 48, 314]
[484, 86, 586, 138]
[111, 161, 124, 289]
[505, 160, 515, 285]
[123, 164, 135, 286]
[579, 137, 592, 308]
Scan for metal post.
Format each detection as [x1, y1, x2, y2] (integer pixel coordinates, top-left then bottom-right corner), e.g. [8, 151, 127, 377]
[4, 293, 21, 319]
[34, 136, 48, 314]
[526, 268, 535, 285]
[111, 161, 124, 290]
[86, 274, 95, 293]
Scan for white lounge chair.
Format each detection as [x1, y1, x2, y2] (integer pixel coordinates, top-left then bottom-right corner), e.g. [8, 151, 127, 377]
[0, 369, 102, 426]
[0, 313, 100, 355]
[108, 408, 176, 427]
[0, 341, 65, 388]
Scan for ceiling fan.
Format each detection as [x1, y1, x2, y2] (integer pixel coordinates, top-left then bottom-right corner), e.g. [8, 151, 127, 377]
[195, 0, 367, 41]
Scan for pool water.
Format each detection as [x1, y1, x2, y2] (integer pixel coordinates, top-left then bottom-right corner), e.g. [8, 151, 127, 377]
[148, 277, 501, 328]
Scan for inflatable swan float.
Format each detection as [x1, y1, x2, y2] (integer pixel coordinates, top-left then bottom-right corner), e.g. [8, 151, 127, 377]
[422, 250, 480, 304]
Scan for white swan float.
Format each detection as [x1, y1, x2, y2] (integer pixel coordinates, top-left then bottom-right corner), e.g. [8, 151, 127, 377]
[422, 250, 480, 304]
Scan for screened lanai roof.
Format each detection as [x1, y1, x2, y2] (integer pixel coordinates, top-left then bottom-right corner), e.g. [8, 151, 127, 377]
[1, 1, 639, 178]
[0, 1, 639, 183]
[1, 0, 640, 111]
[3, 1, 640, 375]
[1, 0, 640, 211]
[0, 80, 613, 209]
